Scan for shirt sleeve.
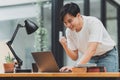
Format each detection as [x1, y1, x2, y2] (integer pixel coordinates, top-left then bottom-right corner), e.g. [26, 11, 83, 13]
[88, 18, 104, 43]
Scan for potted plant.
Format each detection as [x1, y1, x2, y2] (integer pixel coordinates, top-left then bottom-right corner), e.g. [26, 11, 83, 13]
[3, 52, 15, 73]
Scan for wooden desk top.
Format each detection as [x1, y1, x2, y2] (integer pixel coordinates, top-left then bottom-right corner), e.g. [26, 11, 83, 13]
[0, 72, 120, 77]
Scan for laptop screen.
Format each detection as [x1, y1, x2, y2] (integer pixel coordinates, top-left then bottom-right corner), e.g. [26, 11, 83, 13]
[31, 51, 59, 72]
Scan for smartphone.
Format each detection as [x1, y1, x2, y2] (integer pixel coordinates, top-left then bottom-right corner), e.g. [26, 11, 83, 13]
[59, 31, 63, 39]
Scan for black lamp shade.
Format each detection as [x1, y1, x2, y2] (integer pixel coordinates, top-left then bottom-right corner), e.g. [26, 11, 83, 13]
[24, 19, 38, 34]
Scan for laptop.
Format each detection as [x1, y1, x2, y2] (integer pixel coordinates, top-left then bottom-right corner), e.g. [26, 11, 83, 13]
[31, 51, 60, 72]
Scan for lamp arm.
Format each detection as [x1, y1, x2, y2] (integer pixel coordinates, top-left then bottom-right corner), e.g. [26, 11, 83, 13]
[7, 43, 23, 69]
[7, 24, 24, 45]
[6, 24, 24, 69]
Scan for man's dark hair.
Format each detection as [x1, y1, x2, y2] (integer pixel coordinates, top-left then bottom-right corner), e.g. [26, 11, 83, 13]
[60, 2, 80, 22]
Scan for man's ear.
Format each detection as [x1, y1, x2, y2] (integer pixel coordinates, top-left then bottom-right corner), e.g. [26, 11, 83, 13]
[76, 13, 81, 17]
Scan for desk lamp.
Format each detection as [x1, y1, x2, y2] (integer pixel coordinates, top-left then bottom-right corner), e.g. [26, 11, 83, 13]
[6, 19, 38, 72]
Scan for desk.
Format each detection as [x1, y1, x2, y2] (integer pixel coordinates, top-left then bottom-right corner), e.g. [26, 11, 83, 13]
[0, 72, 120, 80]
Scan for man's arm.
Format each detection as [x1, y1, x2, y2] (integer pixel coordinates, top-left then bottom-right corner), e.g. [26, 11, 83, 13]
[77, 42, 99, 64]
[59, 36, 78, 61]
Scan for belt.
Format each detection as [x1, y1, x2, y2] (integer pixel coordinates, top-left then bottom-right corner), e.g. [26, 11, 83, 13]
[91, 47, 115, 59]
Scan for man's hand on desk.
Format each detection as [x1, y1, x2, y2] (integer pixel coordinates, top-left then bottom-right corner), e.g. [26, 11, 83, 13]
[59, 66, 73, 72]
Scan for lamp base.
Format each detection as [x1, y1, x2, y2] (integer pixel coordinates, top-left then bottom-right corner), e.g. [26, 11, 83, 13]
[15, 69, 32, 73]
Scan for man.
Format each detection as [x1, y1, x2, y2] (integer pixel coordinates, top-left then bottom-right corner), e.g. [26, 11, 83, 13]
[59, 2, 119, 72]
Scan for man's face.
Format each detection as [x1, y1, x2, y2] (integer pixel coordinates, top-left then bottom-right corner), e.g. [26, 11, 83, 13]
[63, 13, 82, 32]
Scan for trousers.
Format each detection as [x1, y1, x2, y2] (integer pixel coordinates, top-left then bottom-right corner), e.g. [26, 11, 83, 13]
[89, 47, 119, 72]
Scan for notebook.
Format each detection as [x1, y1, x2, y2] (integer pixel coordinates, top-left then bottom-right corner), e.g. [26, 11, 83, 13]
[31, 51, 60, 72]
[74, 63, 97, 68]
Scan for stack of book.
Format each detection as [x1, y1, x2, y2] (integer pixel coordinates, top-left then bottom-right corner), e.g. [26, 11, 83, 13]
[72, 63, 106, 72]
